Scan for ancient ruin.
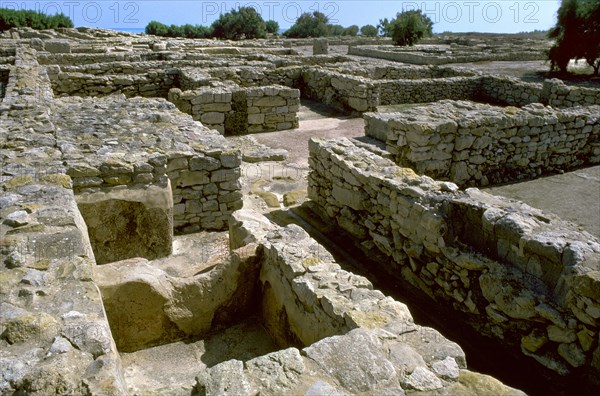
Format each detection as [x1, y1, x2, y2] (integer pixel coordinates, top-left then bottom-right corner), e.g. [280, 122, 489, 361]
[1, 27, 599, 395]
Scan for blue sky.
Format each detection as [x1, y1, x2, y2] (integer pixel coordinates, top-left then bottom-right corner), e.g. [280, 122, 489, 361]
[3, 1, 561, 33]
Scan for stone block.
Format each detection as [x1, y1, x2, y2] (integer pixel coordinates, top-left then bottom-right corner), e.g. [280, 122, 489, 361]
[254, 96, 286, 107]
[201, 112, 226, 124]
[332, 184, 365, 211]
[248, 113, 265, 124]
[190, 156, 221, 171]
[179, 170, 209, 186]
[45, 40, 71, 53]
[76, 184, 173, 264]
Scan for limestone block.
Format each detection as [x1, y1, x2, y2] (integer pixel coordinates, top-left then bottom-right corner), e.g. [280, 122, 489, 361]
[200, 103, 231, 112]
[201, 112, 225, 124]
[348, 97, 369, 112]
[45, 40, 71, 53]
[246, 348, 305, 394]
[332, 184, 365, 210]
[303, 328, 398, 393]
[190, 156, 221, 171]
[178, 170, 210, 187]
[254, 96, 286, 107]
[248, 113, 265, 124]
[197, 360, 255, 396]
[228, 209, 276, 249]
[75, 183, 173, 265]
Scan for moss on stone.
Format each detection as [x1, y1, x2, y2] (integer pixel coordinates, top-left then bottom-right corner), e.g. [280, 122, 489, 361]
[41, 174, 72, 189]
[3, 174, 33, 189]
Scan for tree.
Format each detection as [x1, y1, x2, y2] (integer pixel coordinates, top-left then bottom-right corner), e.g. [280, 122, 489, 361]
[548, 0, 600, 75]
[328, 24, 345, 36]
[377, 18, 392, 37]
[0, 8, 73, 30]
[343, 25, 359, 36]
[145, 20, 169, 36]
[211, 6, 267, 40]
[265, 20, 279, 34]
[145, 21, 210, 38]
[361, 24, 378, 37]
[390, 10, 433, 46]
[283, 11, 329, 38]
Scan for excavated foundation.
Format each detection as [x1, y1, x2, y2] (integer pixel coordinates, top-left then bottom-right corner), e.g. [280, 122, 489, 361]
[2, 28, 599, 395]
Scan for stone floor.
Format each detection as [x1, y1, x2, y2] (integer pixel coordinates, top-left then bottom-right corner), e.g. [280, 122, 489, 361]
[121, 318, 277, 395]
[485, 166, 600, 239]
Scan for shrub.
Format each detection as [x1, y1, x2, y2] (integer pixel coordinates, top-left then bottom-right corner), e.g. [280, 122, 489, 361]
[211, 6, 266, 40]
[343, 25, 359, 36]
[360, 24, 378, 37]
[390, 10, 433, 46]
[283, 11, 329, 38]
[265, 20, 279, 34]
[0, 8, 73, 30]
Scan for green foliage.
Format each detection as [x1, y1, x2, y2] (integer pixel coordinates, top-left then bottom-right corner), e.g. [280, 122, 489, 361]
[360, 24, 378, 37]
[145, 21, 168, 36]
[284, 12, 360, 38]
[0, 7, 73, 30]
[344, 25, 359, 36]
[328, 24, 345, 36]
[145, 20, 210, 38]
[283, 11, 329, 38]
[377, 18, 392, 37]
[390, 10, 433, 46]
[265, 20, 279, 34]
[548, 0, 600, 75]
[211, 6, 266, 40]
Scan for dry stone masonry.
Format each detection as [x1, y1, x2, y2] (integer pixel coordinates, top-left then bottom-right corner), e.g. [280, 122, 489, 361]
[349, 41, 548, 65]
[308, 137, 600, 389]
[365, 100, 600, 186]
[2, 26, 600, 395]
[169, 84, 300, 135]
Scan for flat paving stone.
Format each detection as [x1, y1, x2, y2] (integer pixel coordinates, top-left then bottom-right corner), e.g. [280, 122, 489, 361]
[485, 166, 600, 239]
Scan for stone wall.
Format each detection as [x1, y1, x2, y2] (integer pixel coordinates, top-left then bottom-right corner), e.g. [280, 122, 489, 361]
[301, 68, 380, 113]
[2, 47, 54, 105]
[225, 209, 527, 395]
[169, 84, 300, 135]
[307, 137, 600, 387]
[244, 85, 300, 133]
[379, 76, 481, 105]
[168, 85, 235, 134]
[370, 65, 476, 80]
[480, 75, 543, 106]
[545, 79, 600, 107]
[0, 173, 128, 394]
[168, 151, 243, 233]
[49, 68, 178, 98]
[49, 96, 243, 235]
[366, 100, 600, 187]
[349, 45, 546, 65]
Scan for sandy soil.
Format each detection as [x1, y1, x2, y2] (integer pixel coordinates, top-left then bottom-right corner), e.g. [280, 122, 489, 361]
[227, 99, 364, 214]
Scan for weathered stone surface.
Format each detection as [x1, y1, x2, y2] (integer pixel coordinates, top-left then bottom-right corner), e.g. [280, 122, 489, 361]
[308, 135, 600, 383]
[76, 184, 173, 264]
[246, 348, 305, 394]
[4, 28, 596, 396]
[93, 244, 260, 352]
[402, 366, 443, 391]
[197, 360, 255, 396]
[243, 148, 288, 163]
[303, 328, 398, 393]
